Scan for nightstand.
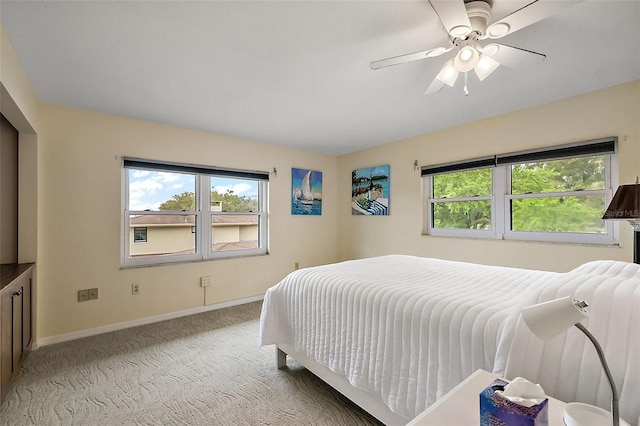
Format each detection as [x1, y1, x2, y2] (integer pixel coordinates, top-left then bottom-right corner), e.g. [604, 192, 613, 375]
[407, 369, 567, 425]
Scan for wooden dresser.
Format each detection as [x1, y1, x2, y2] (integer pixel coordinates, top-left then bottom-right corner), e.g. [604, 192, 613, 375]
[0, 262, 34, 404]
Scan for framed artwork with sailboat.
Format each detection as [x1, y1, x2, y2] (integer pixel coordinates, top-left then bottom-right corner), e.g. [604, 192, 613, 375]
[291, 168, 322, 215]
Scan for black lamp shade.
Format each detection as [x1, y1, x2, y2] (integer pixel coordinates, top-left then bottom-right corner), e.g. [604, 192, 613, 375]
[603, 181, 640, 264]
[603, 184, 640, 220]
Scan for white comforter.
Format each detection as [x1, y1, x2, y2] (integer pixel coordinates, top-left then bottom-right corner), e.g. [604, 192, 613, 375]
[259, 255, 640, 424]
[258, 255, 561, 420]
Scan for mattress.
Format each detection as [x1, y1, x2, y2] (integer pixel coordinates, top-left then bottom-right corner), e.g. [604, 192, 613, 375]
[258, 255, 561, 419]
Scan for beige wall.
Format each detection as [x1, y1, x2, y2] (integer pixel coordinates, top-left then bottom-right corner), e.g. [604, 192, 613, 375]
[238, 225, 257, 242]
[36, 103, 338, 338]
[128, 223, 258, 256]
[129, 225, 195, 256]
[337, 81, 640, 272]
[214, 225, 247, 245]
[213, 226, 238, 245]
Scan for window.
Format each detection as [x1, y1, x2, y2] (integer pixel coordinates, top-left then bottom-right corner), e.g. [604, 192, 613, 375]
[122, 158, 269, 267]
[423, 138, 617, 244]
[432, 168, 493, 233]
[133, 227, 148, 243]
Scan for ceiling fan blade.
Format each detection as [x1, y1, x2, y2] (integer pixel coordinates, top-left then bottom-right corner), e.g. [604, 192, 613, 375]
[485, 0, 582, 39]
[370, 46, 452, 70]
[428, 0, 472, 38]
[485, 43, 546, 70]
[425, 76, 446, 95]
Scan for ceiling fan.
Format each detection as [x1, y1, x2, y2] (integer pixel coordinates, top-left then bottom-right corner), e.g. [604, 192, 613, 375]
[370, 0, 581, 95]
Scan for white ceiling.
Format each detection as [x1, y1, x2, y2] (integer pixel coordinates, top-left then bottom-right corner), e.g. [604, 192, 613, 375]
[1, 1, 639, 156]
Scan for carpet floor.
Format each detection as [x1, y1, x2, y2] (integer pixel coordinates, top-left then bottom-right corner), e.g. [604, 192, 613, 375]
[0, 301, 383, 426]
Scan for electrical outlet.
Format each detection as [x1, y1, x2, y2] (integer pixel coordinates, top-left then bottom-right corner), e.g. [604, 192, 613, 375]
[200, 276, 212, 287]
[88, 288, 99, 300]
[78, 289, 89, 302]
[132, 283, 141, 295]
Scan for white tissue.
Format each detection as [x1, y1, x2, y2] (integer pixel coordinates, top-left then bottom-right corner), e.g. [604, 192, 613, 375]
[495, 377, 547, 408]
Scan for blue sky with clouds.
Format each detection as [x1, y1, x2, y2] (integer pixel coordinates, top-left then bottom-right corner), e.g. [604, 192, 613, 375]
[128, 170, 257, 211]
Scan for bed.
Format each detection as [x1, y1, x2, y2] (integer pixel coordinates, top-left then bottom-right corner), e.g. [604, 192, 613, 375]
[258, 255, 640, 426]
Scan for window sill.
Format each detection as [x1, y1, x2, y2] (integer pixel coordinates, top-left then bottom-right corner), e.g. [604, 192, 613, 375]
[421, 232, 620, 248]
[120, 251, 269, 269]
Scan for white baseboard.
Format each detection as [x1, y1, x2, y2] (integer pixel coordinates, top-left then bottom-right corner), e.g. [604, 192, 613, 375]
[36, 295, 264, 348]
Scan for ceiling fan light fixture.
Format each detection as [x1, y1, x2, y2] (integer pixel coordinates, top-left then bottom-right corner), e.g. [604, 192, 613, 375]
[474, 54, 500, 81]
[460, 48, 473, 61]
[435, 59, 459, 87]
[370, 0, 566, 95]
[453, 46, 479, 72]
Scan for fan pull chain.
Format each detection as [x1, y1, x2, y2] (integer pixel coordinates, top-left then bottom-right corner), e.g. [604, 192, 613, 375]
[463, 72, 469, 96]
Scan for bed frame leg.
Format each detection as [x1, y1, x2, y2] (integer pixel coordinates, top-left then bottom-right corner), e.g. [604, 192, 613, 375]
[276, 347, 287, 369]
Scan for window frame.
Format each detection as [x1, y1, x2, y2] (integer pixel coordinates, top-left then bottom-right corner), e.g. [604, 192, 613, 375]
[121, 158, 269, 268]
[423, 138, 618, 245]
[503, 155, 615, 244]
[426, 167, 499, 239]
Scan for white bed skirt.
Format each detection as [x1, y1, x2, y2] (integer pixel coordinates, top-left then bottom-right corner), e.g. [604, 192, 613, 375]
[277, 343, 410, 425]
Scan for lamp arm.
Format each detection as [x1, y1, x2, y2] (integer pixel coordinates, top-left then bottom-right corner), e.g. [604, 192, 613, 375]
[575, 322, 619, 426]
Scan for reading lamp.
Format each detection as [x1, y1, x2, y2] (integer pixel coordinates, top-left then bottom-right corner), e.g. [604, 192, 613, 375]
[603, 177, 640, 264]
[522, 296, 620, 426]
